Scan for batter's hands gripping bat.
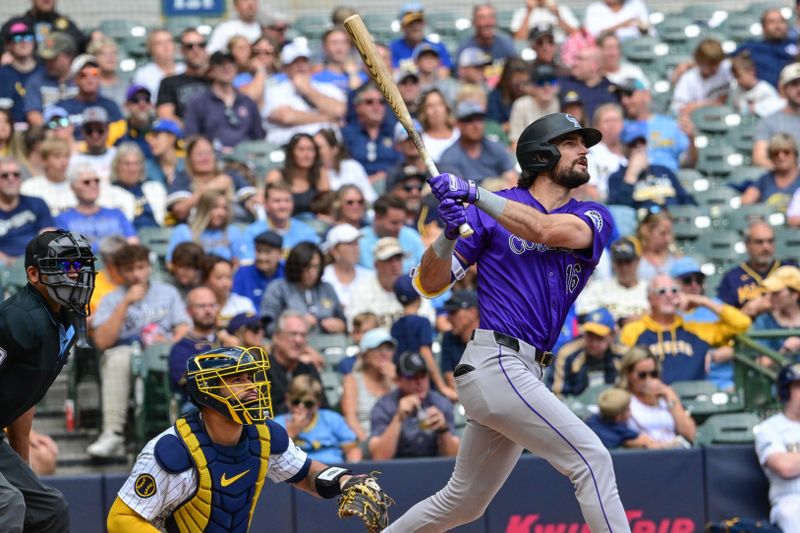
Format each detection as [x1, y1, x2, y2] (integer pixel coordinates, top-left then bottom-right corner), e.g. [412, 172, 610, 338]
[343, 14, 473, 237]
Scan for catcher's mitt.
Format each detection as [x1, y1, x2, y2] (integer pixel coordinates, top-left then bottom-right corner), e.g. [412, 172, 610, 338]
[337, 472, 393, 532]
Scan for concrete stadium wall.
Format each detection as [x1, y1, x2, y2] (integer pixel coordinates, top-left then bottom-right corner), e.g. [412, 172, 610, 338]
[44, 445, 771, 533]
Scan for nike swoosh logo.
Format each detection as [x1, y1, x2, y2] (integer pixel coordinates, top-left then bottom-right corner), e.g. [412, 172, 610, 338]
[220, 469, 250, 487]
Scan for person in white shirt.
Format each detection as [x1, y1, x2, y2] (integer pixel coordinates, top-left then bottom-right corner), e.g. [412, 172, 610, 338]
[584, 0, 651, 41]
[202, 254, 257, 326]
[206, 0, 262, 53]
[262, 41, 346, 146]
[586, 102, 627, 201]
[132, 29, 186, 102]
[321, 223, 372, 313]
[510, 0, 579, 43]
[671, 39, 733, 116]
[729, 52, 786, 118]
[597, 30, 647, 87]
[313, 128, 377, 203]
[508, 63, 560, 149]
[754, 363, 800, 533]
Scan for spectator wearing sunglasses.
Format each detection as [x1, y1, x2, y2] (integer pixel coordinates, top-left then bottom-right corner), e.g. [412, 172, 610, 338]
[157, 28, 210, 124]
[58, 54, 125, 145]
[42, 105, 76, 148]
[0, 20, 43, 124]
[23, 32, 78, 127]
[113, 85, 155, 158]
[744, 133, 800, 213]
[68, 106, 117, 182]
[620, 274, 752, 384]
[616, 346, 695, 447]
[275, 375, 361, 463]
[0, 1, 86, 57]
[509, 63, 560, 150]
[0, 157, 54, 264]
[132, 29, 186, 104]
[183, 51, 263, 151]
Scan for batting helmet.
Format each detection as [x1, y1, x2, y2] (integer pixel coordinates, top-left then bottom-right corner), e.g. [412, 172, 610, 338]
[777, 362, 800, 403]
[186, 346, 272, 424]
[24, 230, 96, 316]
[516, 113, 602, 173]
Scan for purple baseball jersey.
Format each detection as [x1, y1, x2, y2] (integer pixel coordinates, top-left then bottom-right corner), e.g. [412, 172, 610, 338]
[454, 188, 614, 351]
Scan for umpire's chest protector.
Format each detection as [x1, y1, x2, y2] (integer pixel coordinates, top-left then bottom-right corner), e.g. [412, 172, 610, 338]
[164, 414, 271, 533]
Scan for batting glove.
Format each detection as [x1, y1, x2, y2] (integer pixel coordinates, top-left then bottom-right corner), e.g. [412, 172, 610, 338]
[439, 198, 468, 240]
[429, 173, 479, 204]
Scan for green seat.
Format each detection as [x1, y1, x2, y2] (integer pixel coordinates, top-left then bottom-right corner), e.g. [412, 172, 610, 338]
[649, 54, 693, 82]
[427, 12, 462, 38]
[695, 412, 761, 446]
[164, 17, 205, 37]
[307, 334, 351, 367]
[484, 120, 509, 146]
[725, 122, 757, 154]
[620, 36, 663, 64]
[0, 257, 28, 297]
[320, 370, 343, 409]
[676, 169, 709, 194]
[691, 105, 740, 135]
[99, 19, 137, 41]
[697, 186, 740, 208]
[293, 14, 330, 40]
[720, 12, 762, 42]
[453, 402, 467, 437]
[670, 204, 711, 241]
[775, 226, 800, 258]
[362, 13, 400, 41]
[694, 229, 744, 267]
[726, 165, 765, 189]
[681, 5, 724, 22]
[138, 226, 173, 268]
[656, 16, 697, 44]
[715, 204, 778, 233]
[132, 342, 174, 447]
[696, 145, 743, 177]
[563, 383, 612, 422]
[670, 380, 740, 423]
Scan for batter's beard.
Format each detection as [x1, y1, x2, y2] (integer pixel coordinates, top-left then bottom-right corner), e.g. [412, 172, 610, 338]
[554, 164, 590, 189]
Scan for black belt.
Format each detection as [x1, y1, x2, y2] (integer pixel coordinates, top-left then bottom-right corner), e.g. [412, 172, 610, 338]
[470, 330, 554, 367]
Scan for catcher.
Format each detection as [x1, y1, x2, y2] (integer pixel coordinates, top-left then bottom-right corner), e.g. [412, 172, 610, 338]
[107, 346, 391, 533]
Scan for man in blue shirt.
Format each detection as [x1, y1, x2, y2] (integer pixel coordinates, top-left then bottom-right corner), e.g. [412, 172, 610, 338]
[558, 46, 617, 122]
[311, 26, 367, 94]
[735, 8, 798, 89]
[359, 194, 424, 273]
[0, 157, 54, 263]
[456, 4, 517, 62]
[342, 83, 401, 182]
[23, 31, 77, 127]
[233, 230, 285, 309]
[0, 20, 43, 124]
[390, 3, 452, 75]
[438, 100, 517, 184]
[114, 85, 155, 158]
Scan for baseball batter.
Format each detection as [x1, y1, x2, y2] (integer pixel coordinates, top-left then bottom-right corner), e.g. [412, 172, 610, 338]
[387, 113, 630, 532]
[754, 363, 800, 533]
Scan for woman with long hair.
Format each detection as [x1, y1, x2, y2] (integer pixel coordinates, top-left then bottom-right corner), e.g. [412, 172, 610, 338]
[239, 35, 280, 107]
[266, 133, 329, 217]
[333, 184, 367, 228]
[227, 35, 252, 76]
[487, 57, 529, 131]
[202, 254, 256, 327]
[0, 109, 30, 176]
[260, 241, 346, 335]
[636, 209, 679, 282]
[418, 88, 459, 162]
[167, 135, 255, 224]
[88, 37, 126, 107]
[314, 128, 377, 203]
[166, 188, 247, 263]
[617, 346, 695, 446]
[110, 143, 167, 228]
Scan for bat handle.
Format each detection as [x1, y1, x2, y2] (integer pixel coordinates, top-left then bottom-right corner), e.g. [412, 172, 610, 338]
[422, 155, 475, 238]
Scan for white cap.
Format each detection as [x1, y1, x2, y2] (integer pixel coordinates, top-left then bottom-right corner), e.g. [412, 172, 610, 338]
[280, 41, 311, 65]
[322, 223, 361, 252]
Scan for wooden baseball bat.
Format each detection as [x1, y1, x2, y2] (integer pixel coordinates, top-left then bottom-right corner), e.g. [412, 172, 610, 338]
[343, 14, 473, 237]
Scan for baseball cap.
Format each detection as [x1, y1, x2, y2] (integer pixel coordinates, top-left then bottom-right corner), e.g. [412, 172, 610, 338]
[780, 62, 800, 87]
[444, 290, 478, 312]
[68, 54, 98, 79]
[25, 230, 70, 268]
[150, 118, 183, 138]
[6, 19, 33, 39]
[397, 351, 428, 377]
[209, 50, 235, 66]
[528, 25, 554, 42]
[43, 105, 69, 124]
[612, 77, 649, 95]
[669, 257, 704, 280]
[126, 84, 151, 103]
[373, 237, 407, 261]
[458, 47, 492, 68]
[38, 32, 77, 60]
[254, 230, 283, 249]
[620, 121, 648, 146]
[762, 266, 800, 293]
[455, 100, 487, 121]
[359, 328, 397, 352]
[610, 237, 639, 261]
[531, 63, 557, 83]
[322, 224, 361, 252]
[582, 308, 615, 337]
[225, 312, 263, 334]
[394, 275, 420, 304]
[280, 41, 311, 65]
[399, 2, 425, 25]
[387, 165, 426, 192]
[394, 66, 420, 84]
[393, 119, 423, 143]
[412, 42, 440, 61]
[560, 90, 583, 107]
[81, 106, 108, 125]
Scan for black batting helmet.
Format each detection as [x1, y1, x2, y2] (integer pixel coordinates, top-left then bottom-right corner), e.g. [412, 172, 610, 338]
[777, 362, 800, 402]
[516, 113, 602, 173]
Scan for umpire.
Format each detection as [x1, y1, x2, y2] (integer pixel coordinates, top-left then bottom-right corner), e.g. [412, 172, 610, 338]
[0, 230, 96, 532]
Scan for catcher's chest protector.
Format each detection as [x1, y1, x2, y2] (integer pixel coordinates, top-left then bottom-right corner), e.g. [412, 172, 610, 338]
[166, 414, 271, 533]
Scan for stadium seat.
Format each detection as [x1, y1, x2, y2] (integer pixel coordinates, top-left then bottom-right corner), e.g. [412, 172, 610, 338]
[484, 120, 510, 146]
[427, 12, 464, 38]
[669, 204, 711, 241]
[292, 14, 330, 40]
[694, 229, 744, 267]
[606, 205, 637, 237]
[670, 380, 740, 423]
[307, 333, 351, 367]
[620, 36, 663, 64]
[725, 121, 757, 155]
[691, 105, 740, 135]
[726, 165, 765, 190]
[655, 16, 697, 44]
[775, 226, 800, 258]
[164, 17, 205, 37]
[98, 19, 137, 41]
[695, 145, 743, 178]
[132, 342, 174, 447]
[362, 13, 400, 41]
[138, 226, 173, 270]
[320, 370, 343, 409]
[715, 204, 778, 233]
[695, 412, 761, 446]
[0, 257, 27, 297]
[719, 12, 762, 43]
[680, 5, 724, 23]
[563, 383, 611, 422]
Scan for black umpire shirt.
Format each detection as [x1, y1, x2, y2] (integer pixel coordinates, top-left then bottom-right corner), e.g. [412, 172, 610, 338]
[0, 284, 76, 429]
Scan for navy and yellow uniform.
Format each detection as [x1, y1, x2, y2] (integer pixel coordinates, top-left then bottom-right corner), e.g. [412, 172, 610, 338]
[717, 259, 795, 308]
[108, 413, 311, 532]
[620, 306, 752, 383]
[548, 337, 625, 397]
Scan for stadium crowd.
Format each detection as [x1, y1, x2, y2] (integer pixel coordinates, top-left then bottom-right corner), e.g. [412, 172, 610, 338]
[1, 0, 800, 528]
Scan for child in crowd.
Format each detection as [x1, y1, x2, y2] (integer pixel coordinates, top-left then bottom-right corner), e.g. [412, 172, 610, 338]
[337, 312, 380, 374]
[729, 52, 785, 118]
[167, 241, 205, 299]
[586, 388, 662, 450]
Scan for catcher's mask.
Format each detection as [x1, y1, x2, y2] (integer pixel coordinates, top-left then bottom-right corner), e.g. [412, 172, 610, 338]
[186, 346, 272, 424]
[25, 230, 96, 316]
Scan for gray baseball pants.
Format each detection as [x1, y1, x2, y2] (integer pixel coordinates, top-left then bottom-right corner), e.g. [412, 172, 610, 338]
[385, 329, 630, 533]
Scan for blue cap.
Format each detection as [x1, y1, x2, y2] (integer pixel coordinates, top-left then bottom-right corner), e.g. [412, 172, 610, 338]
[399, 2, 425, 25]
[394, 119, 423, 143]
[225, 312, 263, 334]
[455, 100, 487, 120]
[621, 121, 648, 145]
[43, 105, 69, 124]
[412, 42, 439, 61]
[582, 308, 615, 337]
[670, 257, 704, 280]
[150, 118, 183, 138]
[394, 275, 420, 304]
[359, 328, 397, 352]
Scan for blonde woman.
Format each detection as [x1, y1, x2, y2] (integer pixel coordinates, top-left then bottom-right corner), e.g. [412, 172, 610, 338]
[110, 142, 167, 228]
[166, 189, 248, 263]
[635, 209, 679, 282]
[617, 346, 695, 446]
[419, 88, 460, 162]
